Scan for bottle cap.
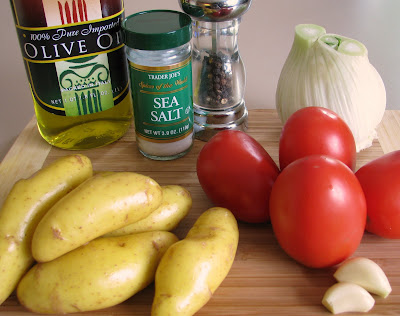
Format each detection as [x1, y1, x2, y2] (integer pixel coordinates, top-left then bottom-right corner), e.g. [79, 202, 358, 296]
[122, 10, 192, 51]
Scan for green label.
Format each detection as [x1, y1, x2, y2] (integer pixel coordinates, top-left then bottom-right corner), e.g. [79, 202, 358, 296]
[15, 10, 129, 116]
[56, 54, 114, 116]
[129, 57, 194, 143]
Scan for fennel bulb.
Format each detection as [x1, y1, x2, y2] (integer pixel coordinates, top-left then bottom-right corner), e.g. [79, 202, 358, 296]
[276, 24, 386, 152]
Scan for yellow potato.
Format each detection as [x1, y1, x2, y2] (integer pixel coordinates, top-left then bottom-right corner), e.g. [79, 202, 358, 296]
[0, 154, 92, 305]
[18, 231, 178, 314]
[151, 207, 239, 316]
[105, 185, 192, 237]
[31, 171, 163, 262]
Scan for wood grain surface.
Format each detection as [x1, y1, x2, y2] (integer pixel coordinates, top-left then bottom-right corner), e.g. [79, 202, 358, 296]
[0, 109, 399, 315]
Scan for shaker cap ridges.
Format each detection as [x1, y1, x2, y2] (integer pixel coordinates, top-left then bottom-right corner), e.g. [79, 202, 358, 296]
[122, 10, 192, 50]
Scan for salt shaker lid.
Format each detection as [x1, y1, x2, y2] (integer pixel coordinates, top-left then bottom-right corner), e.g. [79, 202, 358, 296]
[179, 0, 252, 22]
[122, 10, 192, 51]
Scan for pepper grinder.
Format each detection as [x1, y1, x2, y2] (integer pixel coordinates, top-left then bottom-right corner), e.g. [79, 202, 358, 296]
[179, 0, 252, 141]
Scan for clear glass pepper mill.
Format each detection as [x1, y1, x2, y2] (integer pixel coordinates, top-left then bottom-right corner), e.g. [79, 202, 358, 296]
[179, 0, 252, 141]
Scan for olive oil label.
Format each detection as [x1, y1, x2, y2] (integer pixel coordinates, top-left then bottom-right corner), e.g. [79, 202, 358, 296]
[13, 0, 129, 116]
[129, 57, 194, 143]
[56, 55, 114, 116]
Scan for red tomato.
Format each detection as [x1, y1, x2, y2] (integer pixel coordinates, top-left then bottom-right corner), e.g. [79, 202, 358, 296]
[356, 150, 400, 238]
[269, 155, 367, 268]
[279, 107, 356, 171]
[196, 130, 280, 223]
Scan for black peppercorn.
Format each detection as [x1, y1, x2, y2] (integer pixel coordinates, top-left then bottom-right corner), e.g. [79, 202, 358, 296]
[198, 54, 234, 108]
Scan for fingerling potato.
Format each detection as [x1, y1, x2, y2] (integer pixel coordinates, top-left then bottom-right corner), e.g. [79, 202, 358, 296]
[18, 231, 178, 314]
[105, 185, 192, 236]
[151, 207, 239, 316]
[32, 172, 163, 262]
[0, 154, 92, 304]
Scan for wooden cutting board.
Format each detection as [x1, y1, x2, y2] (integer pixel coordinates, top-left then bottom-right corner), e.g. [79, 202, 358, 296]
[1, 109, 400, 315]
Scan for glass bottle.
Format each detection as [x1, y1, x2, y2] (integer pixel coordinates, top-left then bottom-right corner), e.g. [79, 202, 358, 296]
[9, 0, 133, 149]
[122, 10, 194, 160]
[179, 0, 252, 141]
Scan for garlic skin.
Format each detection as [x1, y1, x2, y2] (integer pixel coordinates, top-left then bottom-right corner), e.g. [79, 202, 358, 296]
[276, 24, 386, 152]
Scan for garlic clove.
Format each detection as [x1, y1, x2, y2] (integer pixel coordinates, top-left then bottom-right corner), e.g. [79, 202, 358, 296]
[334, 257, 392, 298]
[322, 282, 375, 314]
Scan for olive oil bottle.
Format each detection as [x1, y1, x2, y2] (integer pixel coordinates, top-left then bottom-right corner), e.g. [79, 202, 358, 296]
[10, 0, 133, 149]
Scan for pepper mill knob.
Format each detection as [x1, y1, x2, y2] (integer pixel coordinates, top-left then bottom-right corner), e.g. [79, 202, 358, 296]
[179, 0, 252, 22]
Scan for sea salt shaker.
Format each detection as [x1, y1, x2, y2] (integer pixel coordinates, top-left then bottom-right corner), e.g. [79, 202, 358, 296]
[122, 10, 194, 160]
